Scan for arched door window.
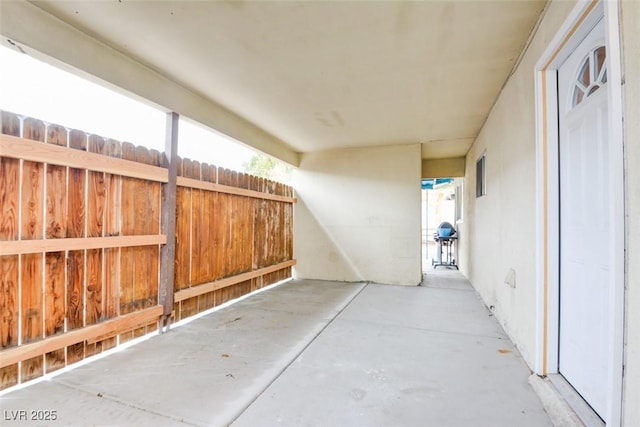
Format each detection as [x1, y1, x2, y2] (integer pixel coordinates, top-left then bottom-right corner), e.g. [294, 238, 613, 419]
[571, 46, 607, 108]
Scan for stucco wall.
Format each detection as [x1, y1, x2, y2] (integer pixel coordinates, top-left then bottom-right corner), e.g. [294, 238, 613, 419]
[293, 144, 422, 286]
[458, 0, 577, 369]
[460, 1, 639, 424]
[621, 0, 640, 424]
[421, 157, 466, 179]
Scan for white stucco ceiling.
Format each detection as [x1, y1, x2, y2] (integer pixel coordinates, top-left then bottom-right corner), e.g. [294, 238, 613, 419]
[26, 0, 546, 160]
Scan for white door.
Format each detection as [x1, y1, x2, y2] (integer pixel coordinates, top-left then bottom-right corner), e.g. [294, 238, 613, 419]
[557, 18, 610, 420]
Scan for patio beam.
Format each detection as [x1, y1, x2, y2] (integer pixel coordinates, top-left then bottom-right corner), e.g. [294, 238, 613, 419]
[159, 112, 179, 332]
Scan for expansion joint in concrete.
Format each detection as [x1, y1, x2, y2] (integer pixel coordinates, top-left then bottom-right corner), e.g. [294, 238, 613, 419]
[227, 281, 369, 425]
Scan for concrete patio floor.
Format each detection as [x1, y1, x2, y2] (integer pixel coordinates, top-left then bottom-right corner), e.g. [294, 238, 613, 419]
[0, 270, 552, 427]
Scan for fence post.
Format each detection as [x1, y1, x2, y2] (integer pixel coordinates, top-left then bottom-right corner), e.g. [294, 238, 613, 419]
[159, 112, 179, 332]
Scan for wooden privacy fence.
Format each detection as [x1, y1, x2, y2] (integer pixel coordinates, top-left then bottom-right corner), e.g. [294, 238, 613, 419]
[0, 110, 295, 390]
[173, 160, 294, 320]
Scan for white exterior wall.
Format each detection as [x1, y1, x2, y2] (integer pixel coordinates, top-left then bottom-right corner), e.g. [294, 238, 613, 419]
[293, 144, 422, 286]
[621, 0, 640, 424]
[460, 1, 639, 424]
[459, 0, 578, 367]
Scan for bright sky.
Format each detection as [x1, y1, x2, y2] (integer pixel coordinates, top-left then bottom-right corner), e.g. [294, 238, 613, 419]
[0, 45, 257, 171]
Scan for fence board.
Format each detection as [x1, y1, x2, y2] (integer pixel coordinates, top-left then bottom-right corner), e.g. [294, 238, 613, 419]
[254, 200, 266, 269]
[214, 168, 225, 281]
[277, 200, 285, 263]
[245, 188, 254, 273]
[251, 178, 260, 270]
[181, 159, 198, 318]
[132, 146, 151, 311]
[87, 135, 106, 238]
[0, 159, 19, 241]
[0, 364, 18, 391]
[217, 168, 226, 278]
[174, 158, 190, 293]
[104, 139, 121, 321]
[148, 149, 161, 310]
[119, 142, 136, 343]
[67, 130, 87, 238]
[87, 135, 105, 333]
[0, 259, 18, 389]
[0, 258, 18, 348]
[20, 256, 43, 381]
[66, 252, 84, 331]
[197, 162, 208, 284]
[120, 142, 136, 315]
[238, 173, 252, 275]
[189, 160, 202, 286]
[132, 147, 149, 311]
[67, 130, 86, 337]
[104, 139, 122, 237]
[45, 348, 66, 375]
[203, 163, 216, 283]
[44, 123, 68, 372]
[23, 117, 45, 146]
[222, 169, 233, 278]
[285, 202, 293, 260]
[44, 252, 65, 373]
[46, 124, 67, 147]
[1, 111, 21, 136]
[85, 250, 102, 325]
[200, 163, 212, 284]
[198, 164, 215, 320]
[229, 171, 238, 276]
[0, 112, 21, 388]
[20, 118, 45, 381]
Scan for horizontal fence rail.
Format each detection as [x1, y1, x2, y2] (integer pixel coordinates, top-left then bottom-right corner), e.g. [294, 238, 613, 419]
[0, 306, 163, 368]
[0, 110, 295, 389]
[0, 134, 169, 182]
[0, 235, 167, 256]
[177, 176, 296, 203]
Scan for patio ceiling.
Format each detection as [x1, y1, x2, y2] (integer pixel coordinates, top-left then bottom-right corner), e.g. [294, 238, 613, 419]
[9, 1, 546, 163]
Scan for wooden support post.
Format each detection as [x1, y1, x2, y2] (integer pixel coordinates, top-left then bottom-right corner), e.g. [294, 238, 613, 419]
[159, 112, 179, 332]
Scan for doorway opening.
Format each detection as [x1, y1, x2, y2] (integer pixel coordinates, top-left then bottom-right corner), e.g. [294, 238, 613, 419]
[421, 178, 459, 272]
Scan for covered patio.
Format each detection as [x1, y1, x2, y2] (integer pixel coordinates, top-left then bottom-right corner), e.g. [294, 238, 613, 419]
[2, 271, 554, 426]
[1, 1, 639, 425]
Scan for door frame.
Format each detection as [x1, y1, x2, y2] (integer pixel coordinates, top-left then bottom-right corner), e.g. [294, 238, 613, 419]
[533, 0, 625, 424]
